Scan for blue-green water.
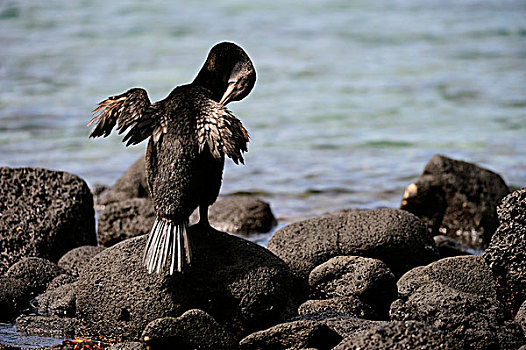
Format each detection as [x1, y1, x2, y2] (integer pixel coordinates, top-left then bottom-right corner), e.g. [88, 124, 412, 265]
[1, 0, 525, 225]
[1, 1, 525, 347]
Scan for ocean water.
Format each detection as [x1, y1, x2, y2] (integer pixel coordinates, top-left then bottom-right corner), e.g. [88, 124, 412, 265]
[1, 1, 525, 347]
[1, 0, 525, 227]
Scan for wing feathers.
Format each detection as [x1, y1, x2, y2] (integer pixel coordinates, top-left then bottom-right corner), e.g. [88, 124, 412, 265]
[88, 88, 159, 145]
[196, 104, 249, 164]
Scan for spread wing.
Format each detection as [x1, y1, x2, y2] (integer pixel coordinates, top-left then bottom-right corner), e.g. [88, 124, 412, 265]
[196, 102, 249, 165]
[88, 88, 167, 146]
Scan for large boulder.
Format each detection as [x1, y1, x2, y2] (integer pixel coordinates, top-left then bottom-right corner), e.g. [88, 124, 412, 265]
[0, 167, 96, 273]
[390, 256, 522, 349]
[97, 198, 155, 246]
[76, 226, 296, 341]
[400, 154, 509, 249]
[483, 187, 526, 316]
[268, 208, 438, 280]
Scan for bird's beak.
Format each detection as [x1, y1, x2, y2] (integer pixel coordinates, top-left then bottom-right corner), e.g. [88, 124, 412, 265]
[219, 82, 236, 105]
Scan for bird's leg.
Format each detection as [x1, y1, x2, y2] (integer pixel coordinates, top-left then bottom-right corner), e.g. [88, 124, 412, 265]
[198, 204, 210, 227]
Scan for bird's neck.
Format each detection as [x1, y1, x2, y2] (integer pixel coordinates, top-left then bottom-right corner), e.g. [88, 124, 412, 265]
[192, 69, 225, 103]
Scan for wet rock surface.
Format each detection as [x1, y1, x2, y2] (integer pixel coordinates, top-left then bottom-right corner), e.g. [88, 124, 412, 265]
[0, 167, 96, 273]
[76, 226, 296, 340]
[400, 154, 509, 249]
[97, 198, 155, 247]
[483, 187, 526, 316]
[15, 315, 79, 339]
[57, 245, 105, 276]
[142, 309, 237, 350]
[239, 320, 342, 350]
[268, 208, 438, 280]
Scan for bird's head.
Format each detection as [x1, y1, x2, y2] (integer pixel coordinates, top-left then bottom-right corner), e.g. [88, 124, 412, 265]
[193, 42, 256, 105]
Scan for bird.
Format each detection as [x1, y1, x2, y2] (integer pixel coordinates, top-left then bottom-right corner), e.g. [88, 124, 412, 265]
[88, 42, 256, 274]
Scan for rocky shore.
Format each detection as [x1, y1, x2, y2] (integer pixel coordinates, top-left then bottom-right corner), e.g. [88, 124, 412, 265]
[0, 154, 525, 349]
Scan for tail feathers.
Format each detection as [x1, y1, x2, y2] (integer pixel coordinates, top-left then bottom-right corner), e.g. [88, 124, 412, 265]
[143, 218, 191, 274]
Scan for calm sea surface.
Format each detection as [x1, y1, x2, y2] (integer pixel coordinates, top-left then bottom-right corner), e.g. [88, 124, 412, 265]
[1, 0, 525, 227]
[0, 1, 525, 347]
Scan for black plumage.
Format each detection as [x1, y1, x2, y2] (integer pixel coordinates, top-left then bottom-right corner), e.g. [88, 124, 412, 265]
[88, 42, 256, 274]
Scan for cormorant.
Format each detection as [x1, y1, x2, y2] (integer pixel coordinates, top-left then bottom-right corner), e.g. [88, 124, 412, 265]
[88, 42, 256, 274]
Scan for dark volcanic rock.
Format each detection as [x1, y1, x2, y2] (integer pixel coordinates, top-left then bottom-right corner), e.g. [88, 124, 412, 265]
[58, 245, 105, 275]
[333, 320, 461, 350]
[36, 281, 77, 316]
[308, 256, 396, 317]
[190, 196, 276, 235]
[0, 167, 96, 273]
[96, 157, 149, 207]
[298, 297, 380, 320]
[390, 283, 523, 349]
[142, 309, 236, 349]
[483, 187, 526, 316]
[268, 208, 438, 280]
[6, 257, 65, 297]
[15, 315, 79, 338]
[516, 300, 526, 334]
[400, 154, 509, 249]
[239, 320, 342, 350]
[0, 276, 30, 321]
[396, 255, 497, 299]
[46, 273, 77, 290]
[97, 198, 155, 247]
[433, 235, 471, 258]
[322, 317, 389, 340]
[76, 226, 296, 341]
[390, 255, 523, 349]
